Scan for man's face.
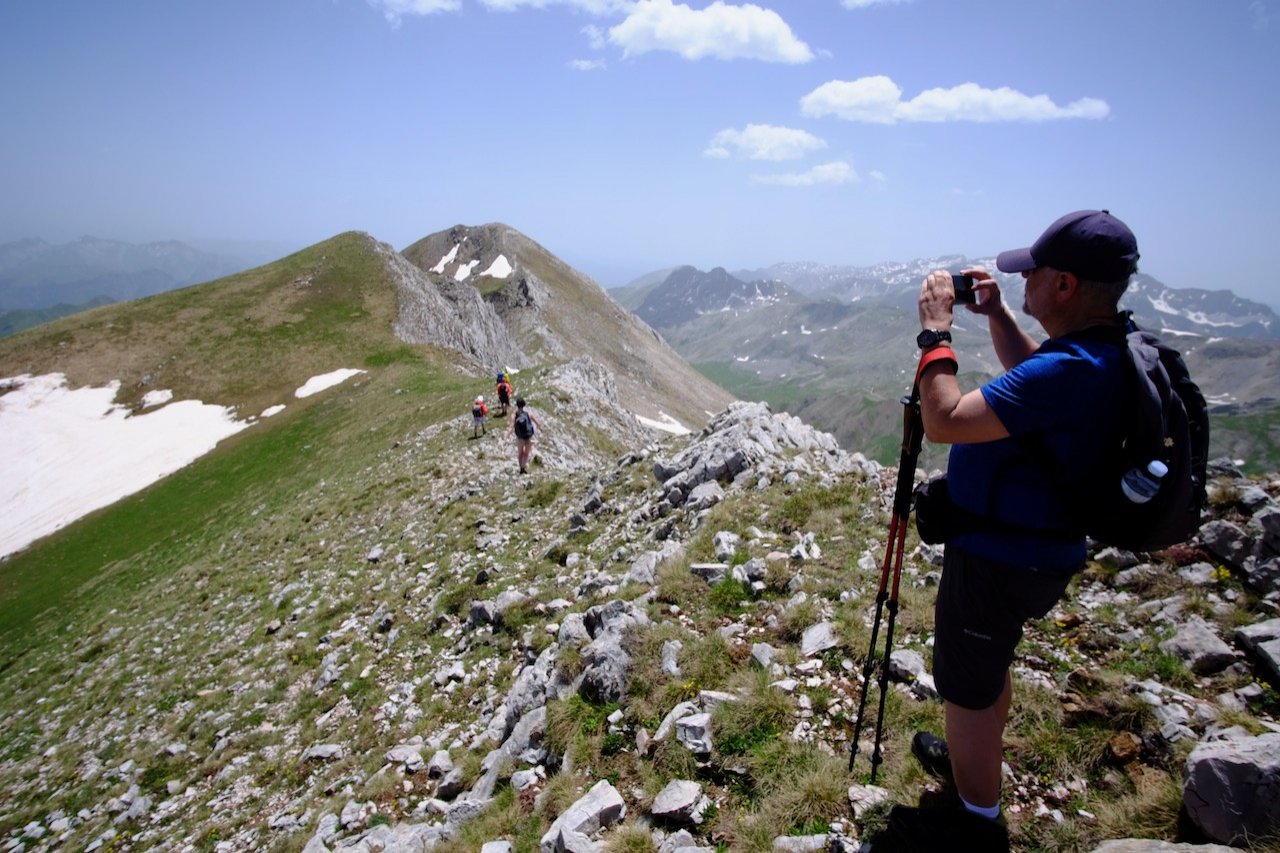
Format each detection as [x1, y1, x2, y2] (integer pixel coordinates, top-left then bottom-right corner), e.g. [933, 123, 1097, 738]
[1020, 266, 1057, 321]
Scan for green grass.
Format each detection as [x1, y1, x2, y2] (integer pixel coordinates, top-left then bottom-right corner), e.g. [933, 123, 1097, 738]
[0, 360, 469, 672]
[1210, 405, 1280, 475]
[693, 361, 814, 415]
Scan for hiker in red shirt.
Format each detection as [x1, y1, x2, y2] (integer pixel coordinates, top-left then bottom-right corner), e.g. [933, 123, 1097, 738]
[495, 373, 513, 416]
[470, 396, 488, 439]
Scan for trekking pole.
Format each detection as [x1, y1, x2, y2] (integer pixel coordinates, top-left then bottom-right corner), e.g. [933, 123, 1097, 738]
[849, 385, 924, 782]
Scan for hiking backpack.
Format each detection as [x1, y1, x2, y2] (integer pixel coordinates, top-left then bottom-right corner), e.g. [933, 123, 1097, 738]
[513, 410, 534, 440]
[472, 404, 485, 418]
[1040, 314, 1210, 552]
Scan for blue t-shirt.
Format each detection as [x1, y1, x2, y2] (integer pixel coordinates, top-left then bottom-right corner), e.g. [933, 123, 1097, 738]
[946, 334, 1127, 571]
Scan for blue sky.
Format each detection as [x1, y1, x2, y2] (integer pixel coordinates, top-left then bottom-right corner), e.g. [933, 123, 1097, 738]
[2, 0, 1277, 303]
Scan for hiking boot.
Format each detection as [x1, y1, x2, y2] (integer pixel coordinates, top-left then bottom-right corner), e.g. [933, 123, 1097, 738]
[887, 804, 1009, 852]
[911, 731, 954, 784]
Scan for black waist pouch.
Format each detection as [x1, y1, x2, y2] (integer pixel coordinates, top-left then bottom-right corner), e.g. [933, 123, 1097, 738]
[914, 473, 1079, 546]
[913, 475, 955, 545]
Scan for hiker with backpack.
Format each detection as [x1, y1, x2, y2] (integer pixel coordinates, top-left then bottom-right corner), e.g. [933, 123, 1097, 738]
[470, 395, 488, 439]
[506, 397, 540, 474]
[495, 373, 513, 416]
[887, 210, 1206, 851]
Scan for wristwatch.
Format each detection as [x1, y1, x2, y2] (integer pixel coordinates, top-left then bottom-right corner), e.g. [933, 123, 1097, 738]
[916, 329, 952, 349]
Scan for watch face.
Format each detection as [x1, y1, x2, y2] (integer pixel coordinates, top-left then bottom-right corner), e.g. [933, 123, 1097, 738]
[917, 329, 950, 348]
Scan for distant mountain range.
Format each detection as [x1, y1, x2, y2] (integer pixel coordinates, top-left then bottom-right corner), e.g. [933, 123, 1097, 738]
[612, 260, 1280, 471]
[0, 236, 268, 335]
[633, 266, 796, 329]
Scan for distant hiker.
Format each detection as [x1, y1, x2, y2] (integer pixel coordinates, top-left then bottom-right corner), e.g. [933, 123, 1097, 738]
[889, 211, 1151, 851]
[495, 373, 513, 416]
[471, 396, 488, 438]
[506, 397, 541, 474]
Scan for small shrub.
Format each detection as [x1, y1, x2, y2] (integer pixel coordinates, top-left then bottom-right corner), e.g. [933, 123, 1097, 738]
[601, 732, 628, 756]
[708, 579, 752, 617]
[527, 480, 565, 509]
[139, 757, 178, 797]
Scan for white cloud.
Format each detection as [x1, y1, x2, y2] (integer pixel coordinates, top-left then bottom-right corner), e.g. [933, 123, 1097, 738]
[583, 24, 608, 49]
[480, 0, 634, 11]
[752, 161, 857, 186]
[369, 0, 628, 22]
[869, 169, 887, 182]
[609, 0, 814, 63]
[366, 0, 460, 25]
[704, 124, 826, 161]
[800, 75, 1110, 123]
[1250, 0, 1271, 29]
[569, 58, 608, 70]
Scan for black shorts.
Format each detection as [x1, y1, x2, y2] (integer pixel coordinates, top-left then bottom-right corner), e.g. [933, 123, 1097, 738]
[932, 546, 1077, 710]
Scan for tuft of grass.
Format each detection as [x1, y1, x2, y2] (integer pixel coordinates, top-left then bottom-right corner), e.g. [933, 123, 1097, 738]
[1092, 767, 1184, 844]
[680, 632, 736, 693]
[527, 479, 566, 509]
[545, 695, 619, 758]
[713, 672, 791, 756]
[724, 741, 851, 848]
[452, 785, 546, 851]
[605, 823, 657, 852]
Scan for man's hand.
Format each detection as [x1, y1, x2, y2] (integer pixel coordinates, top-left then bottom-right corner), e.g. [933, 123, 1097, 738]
[918, 269, 958, 331]
[962, 267, 1006, 317]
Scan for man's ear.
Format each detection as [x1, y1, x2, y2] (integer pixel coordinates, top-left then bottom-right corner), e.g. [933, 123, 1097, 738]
[1056, 271, 1079, 300]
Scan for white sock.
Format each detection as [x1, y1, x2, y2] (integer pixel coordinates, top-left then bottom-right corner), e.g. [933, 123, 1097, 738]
[960, 796, 1001, 821]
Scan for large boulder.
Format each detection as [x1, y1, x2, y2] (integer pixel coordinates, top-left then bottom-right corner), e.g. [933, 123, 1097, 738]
[1183, 732, 1280, 844]
[1235, 617, 1280, 683]
[539, 780, 626, 853]
[1158, 616, 1239, 675]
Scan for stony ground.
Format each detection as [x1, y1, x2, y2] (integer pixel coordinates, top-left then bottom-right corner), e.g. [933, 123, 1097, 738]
[2, 372, 1279, 853]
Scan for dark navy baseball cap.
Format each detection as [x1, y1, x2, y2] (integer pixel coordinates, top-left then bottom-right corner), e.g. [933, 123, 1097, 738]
[996, 209, 1139, 282]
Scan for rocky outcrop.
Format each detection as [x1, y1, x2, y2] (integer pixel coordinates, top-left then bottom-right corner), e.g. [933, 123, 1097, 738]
[398, 222, 735, 428]
[1183, 732, 1280, 845]
[653, 400, 877, 509]
[377, 236, 526, 372]
[1200, 461, 1280, 595]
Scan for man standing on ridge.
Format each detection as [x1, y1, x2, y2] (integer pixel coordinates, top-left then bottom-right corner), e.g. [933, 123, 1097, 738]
[507, 396, 541, 475]
[889, 211, 1139, 851]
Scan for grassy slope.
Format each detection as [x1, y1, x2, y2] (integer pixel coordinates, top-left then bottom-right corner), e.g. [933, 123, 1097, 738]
[0, 232, 439, 417]
[0, 298, 116, 338]
[1209, 405, 1280, 473]
[0, 360, 468, 672]
[0, 231, 474, 668]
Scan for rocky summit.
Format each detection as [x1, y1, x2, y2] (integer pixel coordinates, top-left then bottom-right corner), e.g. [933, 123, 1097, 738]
[3, 383, 1280, 852]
